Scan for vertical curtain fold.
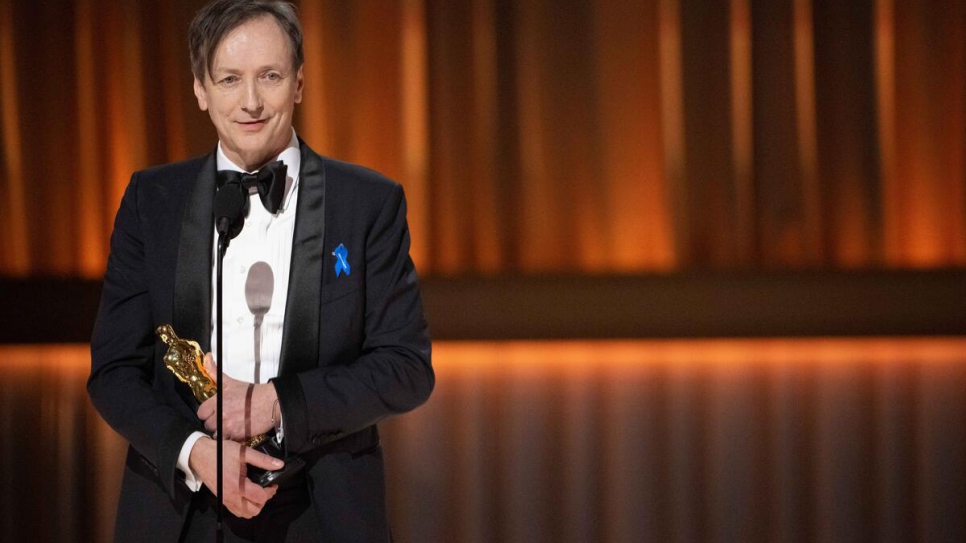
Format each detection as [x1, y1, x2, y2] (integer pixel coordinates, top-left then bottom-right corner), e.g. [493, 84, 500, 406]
[0, 0, 29, 276]
[1, 0, 964, 277]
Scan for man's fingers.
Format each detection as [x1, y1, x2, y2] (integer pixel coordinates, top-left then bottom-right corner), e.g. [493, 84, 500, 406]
[226, 478, 277, 518]
[241, 477, 278, 505]
[197, 397, 219, 434]
[197, 397, 216, 421]
[229, 497, 262, 519]
[220, 443, 279, 519]
[242, 447, 285, 472]
[233, 486, 276, 519]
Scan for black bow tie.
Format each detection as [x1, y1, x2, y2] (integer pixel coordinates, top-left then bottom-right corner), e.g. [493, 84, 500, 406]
[216, 160, 288, 214]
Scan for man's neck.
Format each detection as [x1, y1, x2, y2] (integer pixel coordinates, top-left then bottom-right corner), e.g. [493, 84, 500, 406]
[216, 130, 300, 173]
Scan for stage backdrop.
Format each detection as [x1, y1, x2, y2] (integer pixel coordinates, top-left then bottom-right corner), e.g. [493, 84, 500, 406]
[1, 1, 965, 543]
[1, 0, 964, 277]
[2, 340, 965, 543]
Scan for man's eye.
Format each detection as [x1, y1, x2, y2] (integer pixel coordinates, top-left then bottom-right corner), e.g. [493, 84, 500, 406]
[265, 72, 282, 81]
[221, 76, 239, 85]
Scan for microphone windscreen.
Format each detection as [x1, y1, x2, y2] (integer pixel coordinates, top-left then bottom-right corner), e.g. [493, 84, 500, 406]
[213, 184, 247, 238]
[245, 261, 275, 315]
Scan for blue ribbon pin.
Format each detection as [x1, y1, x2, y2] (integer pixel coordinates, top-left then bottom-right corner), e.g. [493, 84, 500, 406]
[333, 243, 351, 277]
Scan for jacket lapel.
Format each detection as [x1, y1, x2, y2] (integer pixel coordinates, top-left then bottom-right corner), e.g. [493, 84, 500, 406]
[173, 152, 216, 353]
[279, 142, 326, 375]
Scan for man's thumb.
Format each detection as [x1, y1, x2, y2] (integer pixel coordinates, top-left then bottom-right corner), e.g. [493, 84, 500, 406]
[204, 352, 218, 382]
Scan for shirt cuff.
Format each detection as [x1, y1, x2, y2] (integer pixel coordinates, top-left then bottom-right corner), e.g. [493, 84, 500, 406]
[177, 431, 208, 492]
[275, 405, 285, 444]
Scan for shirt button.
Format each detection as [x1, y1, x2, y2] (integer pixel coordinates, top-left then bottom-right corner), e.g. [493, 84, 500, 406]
[237, 317, 244, 324]
[239, 266, 246, 274]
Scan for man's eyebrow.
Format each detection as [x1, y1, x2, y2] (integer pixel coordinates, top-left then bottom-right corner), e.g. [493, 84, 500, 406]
[211, 64, 288, 74]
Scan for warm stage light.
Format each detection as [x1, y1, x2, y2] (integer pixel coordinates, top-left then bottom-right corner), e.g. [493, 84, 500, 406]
[2, 338, 965, 542]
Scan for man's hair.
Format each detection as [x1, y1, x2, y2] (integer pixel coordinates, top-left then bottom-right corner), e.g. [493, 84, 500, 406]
[188, 0, 304, 82]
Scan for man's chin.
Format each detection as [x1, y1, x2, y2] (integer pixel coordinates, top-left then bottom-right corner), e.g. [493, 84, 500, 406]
[224, 150, 266, 171]
[221, 131, 290, 167]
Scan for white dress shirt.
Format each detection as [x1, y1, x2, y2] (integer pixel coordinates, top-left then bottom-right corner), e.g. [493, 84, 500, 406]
[177, 131, 300, 490]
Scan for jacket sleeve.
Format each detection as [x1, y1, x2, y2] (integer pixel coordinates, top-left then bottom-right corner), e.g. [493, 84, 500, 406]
[88, 173, 199, 498]
[272, 183, 434, 454]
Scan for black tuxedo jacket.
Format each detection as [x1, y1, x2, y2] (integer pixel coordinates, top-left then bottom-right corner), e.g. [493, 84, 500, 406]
[89, 141, 434, 542]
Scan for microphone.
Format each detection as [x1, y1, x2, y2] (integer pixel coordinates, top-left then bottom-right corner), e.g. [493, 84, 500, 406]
[213, 183, 247, 240]
[245, 262, 274, 383]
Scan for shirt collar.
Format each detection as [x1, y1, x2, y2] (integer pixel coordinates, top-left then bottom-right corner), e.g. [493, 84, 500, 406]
[215, 130, 301, 212]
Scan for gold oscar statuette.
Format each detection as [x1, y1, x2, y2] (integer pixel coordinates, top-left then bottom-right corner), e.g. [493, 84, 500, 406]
[156, 324, 268, 448]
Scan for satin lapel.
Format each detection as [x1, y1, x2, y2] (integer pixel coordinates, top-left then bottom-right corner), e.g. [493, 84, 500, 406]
[279, 142, 325, 375]
[173, 152, 216, 353]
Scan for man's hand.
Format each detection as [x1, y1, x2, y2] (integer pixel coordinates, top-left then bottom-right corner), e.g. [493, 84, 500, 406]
[188, 436, 282, 518]
[197, 353, 278, 441]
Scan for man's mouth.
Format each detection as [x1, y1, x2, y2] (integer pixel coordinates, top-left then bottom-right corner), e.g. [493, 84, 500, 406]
[238, 119, 268, 131]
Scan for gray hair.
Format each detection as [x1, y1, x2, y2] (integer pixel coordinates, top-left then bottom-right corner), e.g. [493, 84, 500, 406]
[188, 0, 304, 82]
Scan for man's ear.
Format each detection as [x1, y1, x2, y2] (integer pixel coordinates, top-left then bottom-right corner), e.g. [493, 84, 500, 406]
[193, 78, 209, 111]
[293, 66, 304, 104]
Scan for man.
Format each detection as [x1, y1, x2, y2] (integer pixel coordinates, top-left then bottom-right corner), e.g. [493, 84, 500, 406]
[88, 1, 434, 540]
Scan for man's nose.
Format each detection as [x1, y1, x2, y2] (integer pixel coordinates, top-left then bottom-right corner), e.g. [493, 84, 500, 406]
[242, 81, 263, 112]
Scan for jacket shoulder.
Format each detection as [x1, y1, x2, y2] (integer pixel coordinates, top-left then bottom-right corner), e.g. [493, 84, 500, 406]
[299, 139, 398, 193]
[320, 156, 400, 194]
[135, 155, 208, 186]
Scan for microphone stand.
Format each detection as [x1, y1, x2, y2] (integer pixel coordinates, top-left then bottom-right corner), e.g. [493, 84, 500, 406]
[212, 182, 244, 543]
[215, 232, 228, 543]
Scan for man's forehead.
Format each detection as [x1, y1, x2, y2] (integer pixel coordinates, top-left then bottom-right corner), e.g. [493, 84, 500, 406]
[208, 17, 294, 72]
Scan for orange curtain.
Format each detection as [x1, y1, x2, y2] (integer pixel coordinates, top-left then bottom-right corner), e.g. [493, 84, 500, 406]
[1, 0, 964, 278]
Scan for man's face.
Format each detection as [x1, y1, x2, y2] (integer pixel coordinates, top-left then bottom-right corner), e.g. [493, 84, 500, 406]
[193, 15, 303, 171]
